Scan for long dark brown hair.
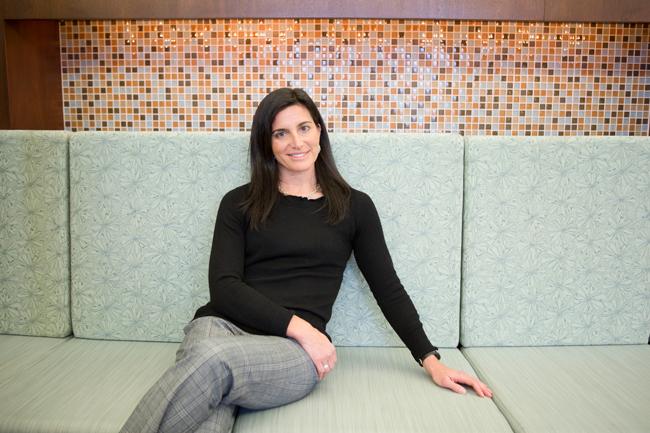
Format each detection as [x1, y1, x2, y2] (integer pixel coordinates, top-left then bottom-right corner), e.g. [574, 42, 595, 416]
[241, 88, 351, 230]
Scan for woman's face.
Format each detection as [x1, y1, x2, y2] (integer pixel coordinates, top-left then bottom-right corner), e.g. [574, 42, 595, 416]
[271, 104, 321, 180]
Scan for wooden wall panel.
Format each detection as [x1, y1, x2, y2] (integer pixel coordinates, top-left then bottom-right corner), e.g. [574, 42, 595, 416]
[545, 0, 650, 22]
[0, 20, 8, 129]
[7, 0, 647, 22]
[5, 20, 63, 129]
[1, 0, 537, 20]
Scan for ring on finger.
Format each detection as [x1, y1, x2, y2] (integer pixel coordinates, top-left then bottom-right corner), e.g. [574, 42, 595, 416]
[322, 363, 330, 370]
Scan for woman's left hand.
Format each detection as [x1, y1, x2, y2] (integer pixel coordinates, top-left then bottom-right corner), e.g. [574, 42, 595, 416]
[422, 356, 493, 398]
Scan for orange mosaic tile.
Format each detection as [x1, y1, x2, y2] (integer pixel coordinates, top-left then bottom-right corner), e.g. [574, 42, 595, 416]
[59, 19, 650, 135]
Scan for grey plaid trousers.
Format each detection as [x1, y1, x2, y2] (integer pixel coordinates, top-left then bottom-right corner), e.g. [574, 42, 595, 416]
[119, 316, 319, 433]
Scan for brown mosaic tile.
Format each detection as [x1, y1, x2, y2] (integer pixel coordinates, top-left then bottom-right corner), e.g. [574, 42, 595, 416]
[59, 19, 650, 135]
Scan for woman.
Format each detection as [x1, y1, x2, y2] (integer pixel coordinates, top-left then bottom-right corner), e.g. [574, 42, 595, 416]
[120, 88, 492, 433]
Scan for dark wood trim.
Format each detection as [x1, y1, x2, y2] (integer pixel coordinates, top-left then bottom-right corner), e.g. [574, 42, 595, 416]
[5, 20, 63, 129]
[0, 20, 9, 129]
[8, 0, 642, 22]
[545, 0, 650, 23]
[0, 0, 543, 20]
[2, 0, 648, 22]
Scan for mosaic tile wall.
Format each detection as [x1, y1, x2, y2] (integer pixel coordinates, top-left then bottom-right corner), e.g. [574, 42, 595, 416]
[60, 19, 649, 135]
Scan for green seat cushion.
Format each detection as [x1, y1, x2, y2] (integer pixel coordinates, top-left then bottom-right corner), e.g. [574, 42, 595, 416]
[234, 347, 513, 433]
[0, 334, 69, 388]
[463, 345, 650, 433]
[0, 338, 178, 433]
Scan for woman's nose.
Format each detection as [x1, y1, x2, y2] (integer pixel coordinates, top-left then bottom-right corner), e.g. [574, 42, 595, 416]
[287, 131, 302, 147]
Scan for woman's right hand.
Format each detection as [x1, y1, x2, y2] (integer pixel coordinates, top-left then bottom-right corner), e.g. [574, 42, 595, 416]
[286, 315, 337, 380]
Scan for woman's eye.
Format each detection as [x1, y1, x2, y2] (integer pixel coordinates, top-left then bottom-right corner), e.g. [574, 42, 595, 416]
[299, 125, 311, 133]
[273, 131, 286, 139]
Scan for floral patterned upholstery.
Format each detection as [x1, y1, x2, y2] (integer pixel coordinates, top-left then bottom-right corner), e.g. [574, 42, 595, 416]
[461, 136, 650, 346]
[70, 132, 249, 341]
[0, 131, 71, 337]
[330, 133, 463, 348]
[69, 132, 464, 347]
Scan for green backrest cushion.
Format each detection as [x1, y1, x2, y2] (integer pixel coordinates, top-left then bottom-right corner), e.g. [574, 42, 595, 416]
[461, 136, 650, 346]
[70, 132, 464, 347]
[0, 131, 71, 337]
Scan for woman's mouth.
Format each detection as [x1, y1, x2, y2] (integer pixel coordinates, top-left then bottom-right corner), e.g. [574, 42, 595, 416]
[288, 151, 309, 159]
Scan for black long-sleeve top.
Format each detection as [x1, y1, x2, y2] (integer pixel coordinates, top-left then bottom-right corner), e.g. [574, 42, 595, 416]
[194, 184, 436, 363]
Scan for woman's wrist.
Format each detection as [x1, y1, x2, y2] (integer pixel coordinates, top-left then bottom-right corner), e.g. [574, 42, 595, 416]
[418, 349, 441, 366]
[286, 315, 313, 342]
[422, 353, 445, 376]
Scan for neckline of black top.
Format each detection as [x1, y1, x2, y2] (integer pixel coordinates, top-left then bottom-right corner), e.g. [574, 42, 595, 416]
[279, 193, 325, 202]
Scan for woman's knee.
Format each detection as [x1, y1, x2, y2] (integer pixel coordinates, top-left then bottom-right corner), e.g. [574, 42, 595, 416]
[226, 339, 319, 409]
[284, 345, 319, 398]
[179, 335, 319, 410]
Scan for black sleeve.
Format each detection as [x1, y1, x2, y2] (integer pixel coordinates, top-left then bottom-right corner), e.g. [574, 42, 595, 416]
[351, 191, 437, 363]
[207, 188, 294, 336]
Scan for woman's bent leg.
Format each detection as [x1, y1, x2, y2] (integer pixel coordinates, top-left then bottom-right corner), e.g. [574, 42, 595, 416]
[159, 333, 317, 432]
[119, 317, 317, 433]
[120, 317, 240, 433]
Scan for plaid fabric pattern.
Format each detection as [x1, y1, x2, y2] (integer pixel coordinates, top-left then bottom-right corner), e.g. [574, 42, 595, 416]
[120, 317, 318, 433]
